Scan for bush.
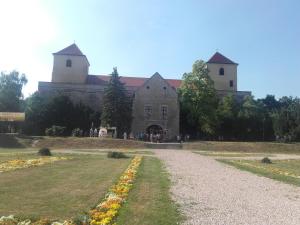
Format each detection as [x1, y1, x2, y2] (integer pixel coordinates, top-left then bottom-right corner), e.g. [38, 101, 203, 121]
[261, 157, 272, 164]
[72, 128, 83, 137]
[45, 125, 66, 136]
[38, 148, 52, 156]
[107, 151, 127, 159]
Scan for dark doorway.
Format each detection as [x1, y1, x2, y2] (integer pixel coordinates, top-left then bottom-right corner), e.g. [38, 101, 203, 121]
[146, 125, 164, 142]
[146, 125, 163, 135]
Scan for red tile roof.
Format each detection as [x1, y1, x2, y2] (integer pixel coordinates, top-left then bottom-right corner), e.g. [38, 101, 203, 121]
[53, 43, 85, 56]
[207, 52, 237, 65]
[87, 75, 182, 89]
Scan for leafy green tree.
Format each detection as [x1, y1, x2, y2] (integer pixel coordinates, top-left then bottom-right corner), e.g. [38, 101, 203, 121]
[101, 67, 132, 137]
[272, 97, 300, 141]
[237, 96, 265, 140]
[179, 60, 219, 136]
[0, 71, 27, 112]
[23, 92, 49, 134]
[24, 93, 100, 135]
[217, 94, 240, 139]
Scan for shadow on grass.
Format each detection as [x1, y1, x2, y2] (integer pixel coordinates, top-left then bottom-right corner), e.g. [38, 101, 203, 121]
[0, 134, 25, 148]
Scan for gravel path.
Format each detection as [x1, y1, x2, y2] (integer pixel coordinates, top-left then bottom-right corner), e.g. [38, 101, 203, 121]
[155, 150, 300, 225]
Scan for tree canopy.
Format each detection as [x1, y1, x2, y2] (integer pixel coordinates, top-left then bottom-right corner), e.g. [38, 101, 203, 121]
[24, 93, 100, 135]
[179, 60, 219, 136]
[0, 71, 27, 112]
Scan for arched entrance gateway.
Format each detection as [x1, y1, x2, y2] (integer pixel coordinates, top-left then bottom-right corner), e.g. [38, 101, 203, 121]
[146, 125, 163, 135]
[146, 124, 166, 142]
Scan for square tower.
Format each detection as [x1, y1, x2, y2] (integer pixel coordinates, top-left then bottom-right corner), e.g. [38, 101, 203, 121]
[52, 44, 89, 84]
[207, 52, 238, 91]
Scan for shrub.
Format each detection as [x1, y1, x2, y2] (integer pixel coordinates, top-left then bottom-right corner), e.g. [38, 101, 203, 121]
[72, 128, 83, 137]
[261, 157, 272, 164]
[38, 148, 52, 156]
[45, 125, 66, 136]
[107, 151, 127, 159]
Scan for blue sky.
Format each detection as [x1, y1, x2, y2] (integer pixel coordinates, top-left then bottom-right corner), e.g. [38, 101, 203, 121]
[0, 0, 299, 99]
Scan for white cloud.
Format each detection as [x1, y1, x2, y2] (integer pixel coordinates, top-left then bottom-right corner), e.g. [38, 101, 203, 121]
[0, 0, 58, 97]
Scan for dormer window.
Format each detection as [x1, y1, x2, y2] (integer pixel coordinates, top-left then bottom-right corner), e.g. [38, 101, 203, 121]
[219, 67, 224, 75]
[66, 59, 72, 67]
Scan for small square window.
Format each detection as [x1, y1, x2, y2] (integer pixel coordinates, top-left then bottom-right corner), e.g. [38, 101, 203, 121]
[219, 68, 224, 75]
[66, 59, 72, 67]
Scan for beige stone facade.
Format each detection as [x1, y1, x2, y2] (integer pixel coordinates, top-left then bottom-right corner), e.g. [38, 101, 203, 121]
[207, 63, 237, 91]
[131, 73, 179, 140]
[52, 55, 89, 83]
[38, 44, 250, 140]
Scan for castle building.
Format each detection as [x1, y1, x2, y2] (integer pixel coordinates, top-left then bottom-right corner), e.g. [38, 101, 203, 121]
[38, 44, 250, 140]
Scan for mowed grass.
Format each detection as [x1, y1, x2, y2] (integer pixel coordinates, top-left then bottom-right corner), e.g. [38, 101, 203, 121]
[185, 141, 300, 154]
[0, 153, 131, 220]
[220, 159, 300, 186]
[194, 151, 273, 158]
[116, 157, 183, 225]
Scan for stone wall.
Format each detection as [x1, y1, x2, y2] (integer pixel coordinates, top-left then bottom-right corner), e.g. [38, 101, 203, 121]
[38, 81, 105, 112]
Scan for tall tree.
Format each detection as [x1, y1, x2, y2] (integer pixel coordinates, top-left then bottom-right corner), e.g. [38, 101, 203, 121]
[272, 97, 300, 141]
[101, 67, 132, 137]
[24, 93, 100, 135]
[0, 71, 27, 112]
[237, 95, 265, 140]
[178, 60, 219, 136]
[217, 94, 239, 139]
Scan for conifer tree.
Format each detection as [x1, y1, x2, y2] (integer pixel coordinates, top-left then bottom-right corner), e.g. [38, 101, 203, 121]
[101, 67, 132, 137]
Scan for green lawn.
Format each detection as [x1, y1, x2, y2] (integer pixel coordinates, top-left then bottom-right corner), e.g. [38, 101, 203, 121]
[116, 157, 184, 225]
[194, 151, 273, 157]
[219, 159, 300, 186]
[185, 141, 300, 154]
[0, 153, 131, 220]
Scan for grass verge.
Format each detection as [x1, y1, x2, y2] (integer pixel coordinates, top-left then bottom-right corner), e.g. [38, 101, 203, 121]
[194, 151, 273, 157]
[219, 159, 300, 186]
[115, 157, 184, 225]
[185, 141, 300, 154]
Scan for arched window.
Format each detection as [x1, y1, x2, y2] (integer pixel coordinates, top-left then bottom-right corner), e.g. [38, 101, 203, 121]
[66, 59, 72, 67]
[219, 67, 224, 75]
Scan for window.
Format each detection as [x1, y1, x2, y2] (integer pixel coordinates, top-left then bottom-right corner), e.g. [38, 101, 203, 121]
[144, 105, 152, 119]
[219, 67, 224, 75]
[230, 80, 233, 87]
[66, 59, 72, 67]
[146, 86, 150, 89]
[161, 105, 168, 120]
[163, 86, 167, 96]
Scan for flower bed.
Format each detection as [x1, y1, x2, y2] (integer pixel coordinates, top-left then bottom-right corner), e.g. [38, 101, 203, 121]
[89, 156, 142, 225]
[0, 157, 70, 173]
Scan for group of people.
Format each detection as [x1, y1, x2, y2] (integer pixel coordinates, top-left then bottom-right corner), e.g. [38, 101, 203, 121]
[89, 128, 99, 137]
[132, 132, 164, 142]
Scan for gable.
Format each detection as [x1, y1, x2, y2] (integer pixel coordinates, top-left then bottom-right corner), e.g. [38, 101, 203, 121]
[134, 72, 178, 98]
